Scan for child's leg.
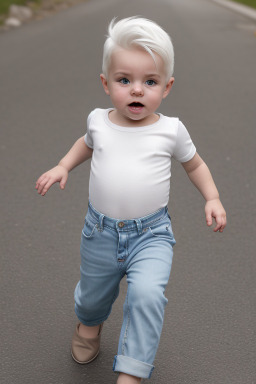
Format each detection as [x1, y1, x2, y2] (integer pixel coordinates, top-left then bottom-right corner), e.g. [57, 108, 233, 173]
[72, 209, 123, 364]
[113, 218, 174, 379]
[74, 211, 123, 327]
[117, 373, 142, 384]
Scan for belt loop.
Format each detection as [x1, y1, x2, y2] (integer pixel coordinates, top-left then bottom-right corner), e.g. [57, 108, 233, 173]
[98, 214, 105, 231]
[135, 219, 142, 235]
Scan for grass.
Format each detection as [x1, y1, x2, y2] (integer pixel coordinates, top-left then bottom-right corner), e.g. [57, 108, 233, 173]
[231, 0, 256, 9]
[0, 0, 41, 16]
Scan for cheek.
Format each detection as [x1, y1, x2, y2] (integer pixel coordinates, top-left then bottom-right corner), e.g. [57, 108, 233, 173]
[148, 91, 164, 107]
[110, 87, 127, 105]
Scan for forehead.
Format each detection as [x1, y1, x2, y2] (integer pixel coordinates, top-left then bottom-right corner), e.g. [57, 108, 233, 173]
[109, 47, 165, 76]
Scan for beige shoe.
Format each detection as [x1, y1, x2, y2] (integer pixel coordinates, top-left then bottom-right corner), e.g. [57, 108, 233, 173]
[71, 323, 103, 364]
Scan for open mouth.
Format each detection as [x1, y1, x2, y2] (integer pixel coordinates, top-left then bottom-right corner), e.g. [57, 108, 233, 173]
[129, 102, 144, 107]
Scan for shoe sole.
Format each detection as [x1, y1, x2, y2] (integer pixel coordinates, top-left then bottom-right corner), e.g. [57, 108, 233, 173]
[71, 348, 100, 364]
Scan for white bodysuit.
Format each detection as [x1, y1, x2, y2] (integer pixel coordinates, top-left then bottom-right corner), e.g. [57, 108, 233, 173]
[84, 108, 196, 219]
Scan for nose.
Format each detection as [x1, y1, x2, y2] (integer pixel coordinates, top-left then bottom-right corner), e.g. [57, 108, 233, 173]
[131, 82, 144, 96]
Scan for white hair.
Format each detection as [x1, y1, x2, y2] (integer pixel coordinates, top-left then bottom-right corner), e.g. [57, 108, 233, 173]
[102, 17, 174, 82]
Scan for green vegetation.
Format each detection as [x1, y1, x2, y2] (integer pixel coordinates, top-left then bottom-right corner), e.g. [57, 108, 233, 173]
[231, 0, 256, 9]
[0, 0, 42, 26]
[0, 0, 40, 16]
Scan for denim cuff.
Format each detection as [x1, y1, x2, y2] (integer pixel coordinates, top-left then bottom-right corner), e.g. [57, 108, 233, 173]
[113, 355, 154, 379]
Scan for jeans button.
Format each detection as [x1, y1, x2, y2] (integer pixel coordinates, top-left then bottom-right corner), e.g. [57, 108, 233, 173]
[118, 222, 125, 228]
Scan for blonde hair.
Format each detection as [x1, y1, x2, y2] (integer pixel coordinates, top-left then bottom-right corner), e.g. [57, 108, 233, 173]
[102, 17, 174, 82]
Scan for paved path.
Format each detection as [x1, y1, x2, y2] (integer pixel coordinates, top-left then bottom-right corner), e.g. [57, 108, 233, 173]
[1, 0, 255, 383]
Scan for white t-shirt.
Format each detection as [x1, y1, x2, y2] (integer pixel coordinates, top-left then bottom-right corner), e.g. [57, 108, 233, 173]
[85, 108, 196, 219]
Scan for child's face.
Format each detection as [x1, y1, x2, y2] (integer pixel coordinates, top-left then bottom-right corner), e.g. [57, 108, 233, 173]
[100, 47, 174, 126]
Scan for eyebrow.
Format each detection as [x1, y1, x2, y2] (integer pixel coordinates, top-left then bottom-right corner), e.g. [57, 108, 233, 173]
[146, 74, 161, 79]
[113, 72, 130, 77]
[113, 72, 161, 79]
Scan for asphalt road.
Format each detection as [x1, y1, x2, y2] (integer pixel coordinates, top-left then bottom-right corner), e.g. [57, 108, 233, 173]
[1, 0, 255, 383]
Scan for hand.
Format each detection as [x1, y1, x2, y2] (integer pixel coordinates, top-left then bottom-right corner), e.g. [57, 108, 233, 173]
[205, 198, 227, 233]
[35, 165, 68, 196]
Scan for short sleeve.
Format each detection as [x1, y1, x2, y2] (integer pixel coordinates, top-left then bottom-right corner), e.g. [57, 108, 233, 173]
[172, 120, 196, 162]
[84, 110, 95, 149]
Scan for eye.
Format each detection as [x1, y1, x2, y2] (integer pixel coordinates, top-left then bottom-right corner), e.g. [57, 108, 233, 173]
[145, 79, 157, 86]
[119, 78, 130, 85]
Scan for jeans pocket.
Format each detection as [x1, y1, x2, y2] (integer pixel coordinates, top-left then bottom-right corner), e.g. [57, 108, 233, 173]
[149, 217, 176, 245]
[82, 218, 98, 239]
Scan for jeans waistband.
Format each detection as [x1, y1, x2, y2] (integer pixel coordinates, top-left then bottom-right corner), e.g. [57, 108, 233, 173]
[87, 201, 168, 234]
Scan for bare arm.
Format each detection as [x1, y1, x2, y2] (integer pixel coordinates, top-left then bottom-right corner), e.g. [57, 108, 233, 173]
[182, 152, 226, 232]
[36, 137, 93, 196]
[58, 136, 93, 172]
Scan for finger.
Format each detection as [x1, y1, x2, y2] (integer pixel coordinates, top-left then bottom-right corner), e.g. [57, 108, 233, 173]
[206, 212, 213, 227]
[213, 215, 225, 232]
[35, 174, 46, 189]
[59, 174, 68, 190]
[212, 214, 221, 232]
[37, 176, 55, 196]
[36, 176, 49, 195]
[214, 224, 221, 232]
[40, 179, 55, 196]
[218, 216, 227, 232]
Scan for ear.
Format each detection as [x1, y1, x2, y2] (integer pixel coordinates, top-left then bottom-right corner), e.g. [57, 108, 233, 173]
[163, 77, 174, 99]
[100, 74, 110, 95]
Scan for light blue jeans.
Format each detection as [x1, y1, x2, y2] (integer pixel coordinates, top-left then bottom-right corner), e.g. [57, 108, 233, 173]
[74, 202, 176, 379]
